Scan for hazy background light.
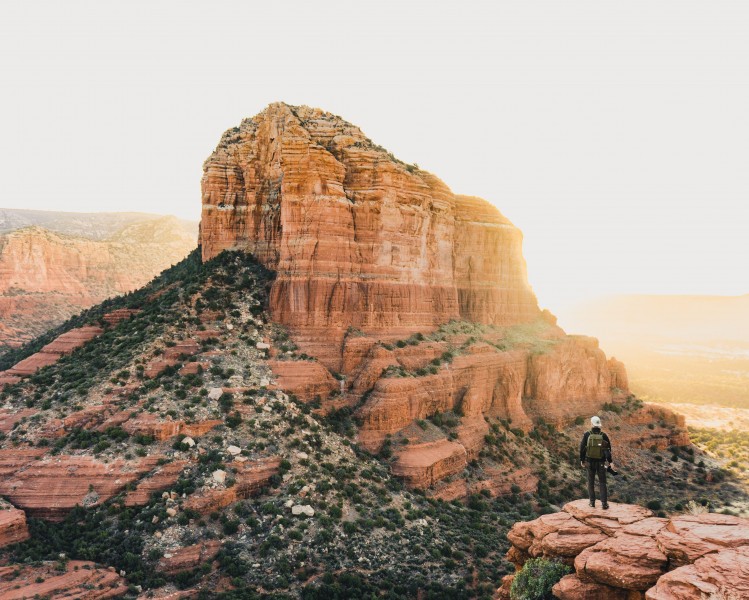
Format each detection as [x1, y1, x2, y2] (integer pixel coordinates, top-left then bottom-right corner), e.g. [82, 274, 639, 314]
[0, 1, 747, 315]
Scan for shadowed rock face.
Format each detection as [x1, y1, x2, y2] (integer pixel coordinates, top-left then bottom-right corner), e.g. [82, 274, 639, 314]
[0, 499, 29, 548]
[200, 103, 540, 361]
[501, 500, 749, 600]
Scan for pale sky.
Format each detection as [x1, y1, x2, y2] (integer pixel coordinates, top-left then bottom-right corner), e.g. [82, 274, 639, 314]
[1, 1, 747, 312]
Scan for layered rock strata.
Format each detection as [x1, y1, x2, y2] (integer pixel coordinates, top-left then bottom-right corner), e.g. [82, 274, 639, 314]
[200, 103, 540, 369]
[0, 560, 126, 599]
[501, 500, 749, 600]
[356, 335, 628, 452]
[0, 309, 141, 388]
[0, 450, 165, 520]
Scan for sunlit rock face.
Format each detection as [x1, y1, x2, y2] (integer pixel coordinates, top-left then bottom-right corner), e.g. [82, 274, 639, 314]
[200, 102, 540, 362]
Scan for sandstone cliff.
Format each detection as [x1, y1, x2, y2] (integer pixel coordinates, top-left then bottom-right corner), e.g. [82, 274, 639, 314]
[0, 213, 196, 350]
[200, 103, 540, 362]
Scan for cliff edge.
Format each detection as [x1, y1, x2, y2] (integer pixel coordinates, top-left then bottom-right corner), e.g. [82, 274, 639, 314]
[501, 500, 749, 600]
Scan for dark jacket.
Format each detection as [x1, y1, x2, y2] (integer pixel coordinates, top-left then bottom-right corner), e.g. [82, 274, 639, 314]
[580, 427, 612, 463]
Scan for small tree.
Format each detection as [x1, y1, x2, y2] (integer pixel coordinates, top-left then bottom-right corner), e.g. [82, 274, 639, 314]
[510, 558, 571, 600]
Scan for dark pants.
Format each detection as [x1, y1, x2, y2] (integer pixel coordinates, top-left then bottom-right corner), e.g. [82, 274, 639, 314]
[587, 460, 607, 505]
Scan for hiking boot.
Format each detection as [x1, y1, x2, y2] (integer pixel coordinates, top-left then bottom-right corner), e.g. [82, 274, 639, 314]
[602, 503, 609, 510]
[589, 501, 595, 508]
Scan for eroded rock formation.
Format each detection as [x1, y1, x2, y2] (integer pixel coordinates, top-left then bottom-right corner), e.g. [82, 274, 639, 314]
[158, 540, 222, 576]
[501, 500, 749, 600]
[0, 451, 165, 520]
[0, 499, 29, 548]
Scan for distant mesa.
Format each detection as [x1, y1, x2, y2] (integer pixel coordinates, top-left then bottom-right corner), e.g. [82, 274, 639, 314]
[0, 209, 197, 351]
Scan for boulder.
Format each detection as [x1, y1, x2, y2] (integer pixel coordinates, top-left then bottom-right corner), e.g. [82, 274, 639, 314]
[291, 505, 315, 517]
[552, 574, 629, 600]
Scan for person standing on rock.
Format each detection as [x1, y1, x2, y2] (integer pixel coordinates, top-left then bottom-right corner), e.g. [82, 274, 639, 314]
[580, 416, 614, 509]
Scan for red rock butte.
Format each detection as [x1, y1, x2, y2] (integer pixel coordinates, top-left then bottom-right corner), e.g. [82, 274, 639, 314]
[200, 102, 631, 465]
[200, 103, 539, 354]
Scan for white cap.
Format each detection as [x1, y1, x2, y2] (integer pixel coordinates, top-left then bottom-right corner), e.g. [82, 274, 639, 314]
[591, 416, 602, 427]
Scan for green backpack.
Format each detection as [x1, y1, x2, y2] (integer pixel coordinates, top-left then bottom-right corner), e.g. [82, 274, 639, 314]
[586, 431, 604, 460]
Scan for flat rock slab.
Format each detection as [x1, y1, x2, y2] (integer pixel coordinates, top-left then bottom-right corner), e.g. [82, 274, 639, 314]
[645, 545, 749, 600]
[0, 560, 126, 599]
[575, 532, 668, 590]
[656, 513, 749, 567]
[564, 499, 654, 535]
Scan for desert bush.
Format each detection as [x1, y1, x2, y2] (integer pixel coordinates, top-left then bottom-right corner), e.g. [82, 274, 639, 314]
[510, 558, 571, 600]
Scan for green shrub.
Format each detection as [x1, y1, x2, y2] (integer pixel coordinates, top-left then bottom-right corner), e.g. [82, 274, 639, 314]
[510, 558, 571, 600]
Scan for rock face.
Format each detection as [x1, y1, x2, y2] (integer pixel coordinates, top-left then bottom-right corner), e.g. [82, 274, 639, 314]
[501, 500, 749, 600]
[200, 103, 540, 367]
[391, 439, 468, 488]
[0, 212, 196, 350]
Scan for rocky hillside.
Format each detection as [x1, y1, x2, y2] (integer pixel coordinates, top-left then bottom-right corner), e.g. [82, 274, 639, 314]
[0, 210, 197, 350]
[0, 208, 194, 240]
[0, 104, 744, 598]
[0, 249, 742, 599]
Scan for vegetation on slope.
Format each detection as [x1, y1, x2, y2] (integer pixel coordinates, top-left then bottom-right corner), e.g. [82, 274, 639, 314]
[0, 250, 746, 598]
